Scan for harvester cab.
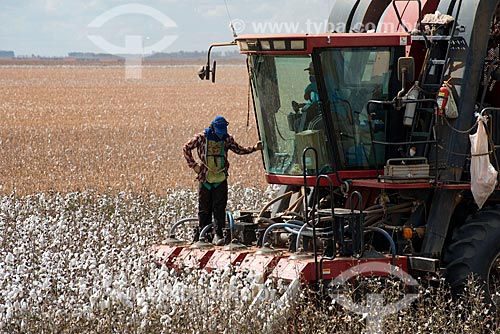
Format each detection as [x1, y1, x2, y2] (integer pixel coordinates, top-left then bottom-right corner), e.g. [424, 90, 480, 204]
[154, 0, 500, 309]
[238, 33, 411, 184]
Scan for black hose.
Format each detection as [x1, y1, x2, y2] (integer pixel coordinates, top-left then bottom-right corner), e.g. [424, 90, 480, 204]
[364, 226, 397, 265]
[169, 217, 198, 237]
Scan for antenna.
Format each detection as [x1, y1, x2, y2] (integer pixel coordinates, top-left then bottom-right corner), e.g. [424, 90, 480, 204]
[224, 0, 238, 38]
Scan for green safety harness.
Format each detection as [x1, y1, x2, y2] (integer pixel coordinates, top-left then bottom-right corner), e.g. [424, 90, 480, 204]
[203, 137, 226, 190]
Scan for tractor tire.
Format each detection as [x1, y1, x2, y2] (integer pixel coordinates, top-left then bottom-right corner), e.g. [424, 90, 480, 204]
[443, 205, 500, 307]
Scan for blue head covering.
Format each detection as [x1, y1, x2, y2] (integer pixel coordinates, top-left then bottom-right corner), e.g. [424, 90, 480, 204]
[206, 116, 228, 141]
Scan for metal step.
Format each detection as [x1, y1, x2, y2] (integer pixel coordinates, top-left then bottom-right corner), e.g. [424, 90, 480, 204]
[411, 35, 452, 41]
[430, 59, 446, 65]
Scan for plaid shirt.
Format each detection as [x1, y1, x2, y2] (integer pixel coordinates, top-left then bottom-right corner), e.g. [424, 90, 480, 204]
[183, 131, 256, 182]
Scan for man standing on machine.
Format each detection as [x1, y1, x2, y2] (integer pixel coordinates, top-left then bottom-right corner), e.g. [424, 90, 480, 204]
[183, 116, 262, 245]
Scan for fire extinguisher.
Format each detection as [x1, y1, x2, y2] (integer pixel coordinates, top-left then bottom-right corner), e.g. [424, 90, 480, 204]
[436, 79, 452, 116]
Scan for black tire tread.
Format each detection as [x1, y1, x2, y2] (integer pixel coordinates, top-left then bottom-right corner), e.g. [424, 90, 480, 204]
[443, 205, 500, 290]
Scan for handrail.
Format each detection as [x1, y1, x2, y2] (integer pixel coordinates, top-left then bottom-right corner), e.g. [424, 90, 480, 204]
[302, 146, 319, 228]
[302, 147, 319, 281]
[349, 191, 364, 257]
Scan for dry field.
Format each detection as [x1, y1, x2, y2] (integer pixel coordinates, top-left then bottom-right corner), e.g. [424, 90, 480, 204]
[0, 65, 499, 333]
[0, 64, 266, 196]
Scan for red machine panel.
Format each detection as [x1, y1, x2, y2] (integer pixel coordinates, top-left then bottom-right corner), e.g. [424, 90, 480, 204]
[150, 244, 184, 267]
[270, 256, 410, 283]
[205, 250, 249, 273]
[173, 248, 215, 270]
[237, 253, 283, 283]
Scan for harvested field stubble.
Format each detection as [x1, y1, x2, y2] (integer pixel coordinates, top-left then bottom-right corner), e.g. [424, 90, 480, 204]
[0, 65, 265, 196]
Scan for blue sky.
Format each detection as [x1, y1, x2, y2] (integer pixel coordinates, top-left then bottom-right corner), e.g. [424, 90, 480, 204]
[1, 0, 335, 56]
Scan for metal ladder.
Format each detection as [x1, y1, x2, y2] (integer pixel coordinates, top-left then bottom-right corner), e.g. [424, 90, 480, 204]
[396, 0, 464, 158]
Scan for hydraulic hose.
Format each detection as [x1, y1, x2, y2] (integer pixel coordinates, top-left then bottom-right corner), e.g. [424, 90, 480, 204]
[199, 224, 213, 240]
[261, 223, 308, 247]
[259, 217, 333, 249]
[197, 212, 235, 241]
[285, 194, 305, 215]
[169, 217, 198, 238]
[284, 226, 333, 234]
[364, 226, 396, 264]
[363, 202, 413, 215]
[227, 211, 235, 232]
[257, 191, 294, 219]
[295, 223, 308, 251]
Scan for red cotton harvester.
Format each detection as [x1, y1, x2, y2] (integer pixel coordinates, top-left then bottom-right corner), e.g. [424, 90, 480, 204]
[152, 0, 500, 312]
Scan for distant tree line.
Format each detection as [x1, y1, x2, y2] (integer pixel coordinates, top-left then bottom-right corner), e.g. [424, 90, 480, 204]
[0, 49, 243, 62]
[0, 50, 15, 58]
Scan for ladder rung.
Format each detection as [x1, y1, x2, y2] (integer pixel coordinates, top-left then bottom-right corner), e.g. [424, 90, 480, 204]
[430, 59, 446, 65]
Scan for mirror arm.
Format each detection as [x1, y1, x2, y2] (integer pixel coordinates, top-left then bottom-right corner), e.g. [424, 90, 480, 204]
[395, 69, 407, 110]
[203, 41, 237, 82]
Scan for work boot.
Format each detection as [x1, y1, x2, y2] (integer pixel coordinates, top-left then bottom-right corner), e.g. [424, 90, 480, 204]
[212, 234, 224, 246]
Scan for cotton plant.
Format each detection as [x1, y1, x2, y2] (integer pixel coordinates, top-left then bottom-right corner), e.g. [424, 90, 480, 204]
[0, 189, 497, 333]
[0, 187, 284, 333]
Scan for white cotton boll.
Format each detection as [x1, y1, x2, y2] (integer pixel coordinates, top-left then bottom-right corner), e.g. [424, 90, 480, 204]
[42, 277, 51, 291]
[5, 253, 14, 264]
[89, 294, 98, 309]
[240, 286, 251, 302]
[113, 290, 124, 305]
[20, 301, 27, 312]
[100, 298, 110, 311]
[103, 276, 112, 289]
[7, 288, 18, 301]
[140, 304, 148, 315]
[140, 318, 148, 330]
[12, 246, 23, 256]
[156, 278, 165, 292]
[137, 294, 146, 308]
[251, 283, 264, 298]
[29, 289, 38, 302]
[229, 275, 238, 287]
[168, 304, 177, 316]
[163, 284, 172, 296]
[15, 264, 25, 276]
[146, 286, 155, 299]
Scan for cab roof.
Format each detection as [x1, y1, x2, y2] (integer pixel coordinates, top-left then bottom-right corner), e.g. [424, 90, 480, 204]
[235, 33, 411, 54]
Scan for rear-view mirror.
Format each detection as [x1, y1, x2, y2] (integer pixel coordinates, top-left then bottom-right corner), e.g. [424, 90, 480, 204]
[398, 57, 415, 83]
[211, 61, 217, 83]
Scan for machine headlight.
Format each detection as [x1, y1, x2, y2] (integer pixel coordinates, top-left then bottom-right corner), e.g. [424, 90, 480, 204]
[273, 40, 286, 50]
[290, 40, 305, 50]
[238, 40, 249, 51]
[260, 40, 271, 50]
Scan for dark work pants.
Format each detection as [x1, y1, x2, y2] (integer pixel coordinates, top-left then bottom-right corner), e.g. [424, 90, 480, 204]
[198, 180, 228, 238]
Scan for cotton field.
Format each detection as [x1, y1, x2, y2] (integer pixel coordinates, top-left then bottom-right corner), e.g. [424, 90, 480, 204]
[0, 187, 498, 333]
[0, 187, 288, 333]
[0, 65, 499, 333]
